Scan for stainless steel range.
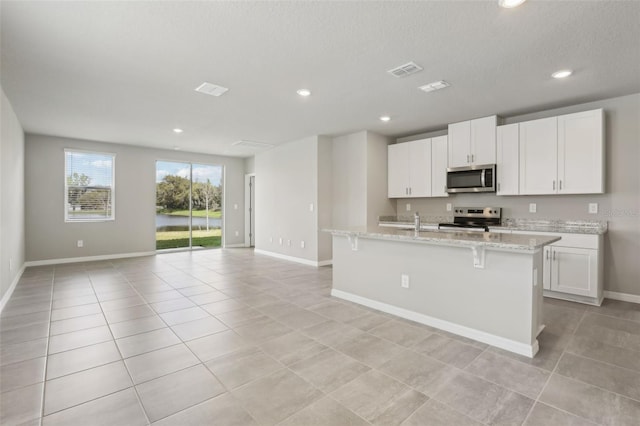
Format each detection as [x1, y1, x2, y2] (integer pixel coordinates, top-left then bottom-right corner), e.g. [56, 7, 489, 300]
[438, 207, 502, 232]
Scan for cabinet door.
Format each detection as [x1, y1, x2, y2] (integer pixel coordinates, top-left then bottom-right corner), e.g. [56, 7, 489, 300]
[558, 109, 604, 194]
[448, 121, 471, 168]
[431, 136, 449, 197]
[542, 246, 552, 290]
[519, 117, 558, 195]
[496, 123, 519, 195]
[408, 139, 431, 197]
[551, 247, 598, 297]
[471, 116, 497, 165]
[388, 143, 409, 198]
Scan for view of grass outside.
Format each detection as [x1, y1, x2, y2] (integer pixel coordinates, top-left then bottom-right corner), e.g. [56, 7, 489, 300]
[159, 210, 221, 218]
[156, 228, 222, 250]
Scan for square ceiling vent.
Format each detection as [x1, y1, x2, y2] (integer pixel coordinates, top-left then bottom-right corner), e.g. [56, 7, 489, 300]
[387, 61, 423, 78]
[195, 82, 229, 97]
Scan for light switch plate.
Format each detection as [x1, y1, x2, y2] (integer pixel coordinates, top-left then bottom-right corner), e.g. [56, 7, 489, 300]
[589, 203, 598, 214]
[309, 203, 314, 212]
[401, 274, 409, 289]
[529, 203, 537, 213]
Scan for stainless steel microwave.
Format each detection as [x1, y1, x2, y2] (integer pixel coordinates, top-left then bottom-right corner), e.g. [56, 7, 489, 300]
[446, 164, 496, 193]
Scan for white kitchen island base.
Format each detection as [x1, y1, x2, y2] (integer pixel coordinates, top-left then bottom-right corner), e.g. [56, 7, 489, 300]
[329, 230, 555, 358]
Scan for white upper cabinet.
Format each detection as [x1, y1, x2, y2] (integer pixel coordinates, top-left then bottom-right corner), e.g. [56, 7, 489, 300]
[519, 109, 604, 195]
[388, 139, 430, 198]
[431, 135, 449, 197]
[519, 116, 558, 195]
[388, 137, 448, 198]
[388, 142, 410, 198]
[496, 123, 519, 195]
[448, 115, 498, 168]
[557, 109, 604, 194]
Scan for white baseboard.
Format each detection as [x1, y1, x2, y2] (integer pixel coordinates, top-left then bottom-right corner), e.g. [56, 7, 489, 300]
[604, 290, 640, 304]
[331, 288, 538, 358]
[0, 263, 26, 315]
[224, 243, 248, 248]
[254, 249, 332, 268]
[24, 251, 156, 267]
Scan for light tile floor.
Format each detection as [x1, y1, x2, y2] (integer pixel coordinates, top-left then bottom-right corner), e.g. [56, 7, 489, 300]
[1, 249, 639, 425]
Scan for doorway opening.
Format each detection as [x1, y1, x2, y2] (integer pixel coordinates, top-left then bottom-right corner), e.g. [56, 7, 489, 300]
[245, 174, 255, 247]
[155, 161, 223, 250]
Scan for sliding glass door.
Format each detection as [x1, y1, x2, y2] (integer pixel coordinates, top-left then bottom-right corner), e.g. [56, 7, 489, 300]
[155, 161, 223, 250]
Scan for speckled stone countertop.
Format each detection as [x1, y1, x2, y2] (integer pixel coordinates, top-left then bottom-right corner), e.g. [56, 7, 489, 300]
[378, 216, 607, 235]
[323, 226, 561, 252]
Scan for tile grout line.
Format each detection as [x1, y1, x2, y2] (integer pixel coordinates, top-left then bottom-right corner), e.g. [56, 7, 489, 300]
[38, 266, 57, 424]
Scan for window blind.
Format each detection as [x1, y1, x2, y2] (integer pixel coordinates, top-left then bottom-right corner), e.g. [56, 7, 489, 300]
[65, 150, 115, 221]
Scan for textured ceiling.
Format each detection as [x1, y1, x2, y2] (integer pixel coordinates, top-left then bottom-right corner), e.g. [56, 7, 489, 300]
[1, 1, 639, 157]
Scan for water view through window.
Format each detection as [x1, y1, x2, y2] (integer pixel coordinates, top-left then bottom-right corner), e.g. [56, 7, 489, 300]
[155, 161, 223, 250]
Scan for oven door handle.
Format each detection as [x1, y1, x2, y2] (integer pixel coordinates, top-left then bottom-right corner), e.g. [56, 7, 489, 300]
[481, 169, 486, 187]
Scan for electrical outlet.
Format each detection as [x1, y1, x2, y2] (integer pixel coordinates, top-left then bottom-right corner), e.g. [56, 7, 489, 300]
[235, 231, 239, 237]
[589, 203, 598, 214]
[529, 203, 537, 213]
[77, 240, 84, 248]
[300, 240, 305, 248]
[309, 203, 314, 212]
[406, 203, 411, 211]
[9, 258, 13, 272]
[233, 204, 238, 210]
[269, 237, 273, 243]
[446, 203, 452, 212]
[401, 274, 409, 289]
[279, 238, 283, 245]
[287, 239, 291, 246]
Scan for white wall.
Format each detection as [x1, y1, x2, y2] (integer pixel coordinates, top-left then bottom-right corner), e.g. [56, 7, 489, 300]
[254, 135, 323, 262]
[0, 88, 26, 304]
[244, 156, 255, 174]
[317, 136, 333, 261]
[24, 134, 246, 262]
[396, 93, 640, 296]
[331, 131, 396, 228]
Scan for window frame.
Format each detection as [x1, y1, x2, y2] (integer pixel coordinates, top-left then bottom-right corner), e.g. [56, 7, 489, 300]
[64, 148, 116, 223]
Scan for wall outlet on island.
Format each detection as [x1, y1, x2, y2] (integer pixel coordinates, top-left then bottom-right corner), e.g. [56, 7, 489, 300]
[300, 240, 305, 248]
[589, 203, 598, 214]
[529, 203, 537, 213]
[446, 203, 452, 212]
[235, 231, 239, 237]
[406, 203, 411, 211]
[401, 274, 409, 289]
[77, 240, 84, 248]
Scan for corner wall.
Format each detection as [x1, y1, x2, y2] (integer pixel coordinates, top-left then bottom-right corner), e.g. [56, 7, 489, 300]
[24, 134, 246, 262]
[0, 87, 26, 305]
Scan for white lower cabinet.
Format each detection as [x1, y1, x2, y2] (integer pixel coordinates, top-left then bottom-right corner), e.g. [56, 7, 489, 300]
[520, 231, 603, 305]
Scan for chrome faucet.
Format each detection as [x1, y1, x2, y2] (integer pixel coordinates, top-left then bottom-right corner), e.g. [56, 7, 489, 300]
[414, 211, 421, 232]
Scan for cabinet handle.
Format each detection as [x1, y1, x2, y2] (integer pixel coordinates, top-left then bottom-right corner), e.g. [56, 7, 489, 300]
[467, 154, 470, 163]
[409, 187, 412, 195]
[559, 180, 563, 190]
[471, 154, 475, 163]
[553, 251, 556, 261]
[546, 250, 549, 260]
[553, 180, 556, 190]
[497, 183, 501, 192]
[405, 187, 408, 195]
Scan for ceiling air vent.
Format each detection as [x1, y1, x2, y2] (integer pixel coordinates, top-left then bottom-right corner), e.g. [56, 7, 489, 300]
[387, 61, 423, 78]
[194, 82, 229, 97]
[418, 80, 451, 93]
[232, 140, 274, 150]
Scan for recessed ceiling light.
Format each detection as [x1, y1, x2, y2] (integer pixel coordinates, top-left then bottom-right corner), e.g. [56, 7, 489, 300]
[552, 69, 573, 79]
[297, 89, 311, 97]
[499, 0, 527, 8]
[173, 128, 183, 133]
[380, 116, 391, 122]
[418, 80, 451, 93]
[173, 146, 181, 151]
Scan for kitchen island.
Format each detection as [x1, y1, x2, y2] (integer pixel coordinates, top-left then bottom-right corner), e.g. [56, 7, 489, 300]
[324, 227, 561, 357]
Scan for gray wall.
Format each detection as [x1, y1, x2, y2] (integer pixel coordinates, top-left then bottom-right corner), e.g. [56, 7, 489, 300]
[1, 88, 25, 302]
[254, 135, 324, 262]
[396, 93, 640, 296]
[25, 134, 246, 262]
[317, 136, 333, 262]
[244, 156, 255, 174]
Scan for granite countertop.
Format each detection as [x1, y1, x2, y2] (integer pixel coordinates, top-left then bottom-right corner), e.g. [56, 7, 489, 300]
[378, 216, 608, 235]
[323, 226, 561, 252]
